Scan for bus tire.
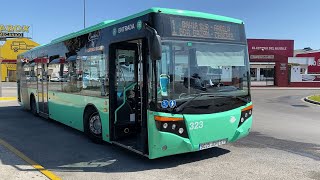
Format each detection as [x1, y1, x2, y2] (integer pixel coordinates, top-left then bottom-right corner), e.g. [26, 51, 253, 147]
[30, 95, 38, 116]
[84, 109, 103, 144]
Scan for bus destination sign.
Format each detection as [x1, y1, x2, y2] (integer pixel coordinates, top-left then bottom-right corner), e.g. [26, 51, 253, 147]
[170, 17, 241, 41]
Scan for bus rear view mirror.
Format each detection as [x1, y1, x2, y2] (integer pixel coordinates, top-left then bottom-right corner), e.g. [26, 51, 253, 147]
[144, 23, 162, 61]
[150, 34, 162, 61]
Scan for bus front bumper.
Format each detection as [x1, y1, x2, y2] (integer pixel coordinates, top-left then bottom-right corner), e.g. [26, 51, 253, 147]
[148, 117, 252, 159]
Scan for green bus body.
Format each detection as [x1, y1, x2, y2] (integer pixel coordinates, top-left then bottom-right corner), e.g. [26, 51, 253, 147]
[17, 8, 252, 159]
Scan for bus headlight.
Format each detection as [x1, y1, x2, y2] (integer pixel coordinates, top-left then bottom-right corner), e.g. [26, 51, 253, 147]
[154, 116, 189, 138]
[178, 128, 184, 134]
[163, 123, 168, 129]
[238, 105, 253, 127]
[172, 124, 176, 130]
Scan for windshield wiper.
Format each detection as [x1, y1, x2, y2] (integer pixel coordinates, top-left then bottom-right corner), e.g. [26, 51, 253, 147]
[172, 94, 249, 113]
[214, 95, 250, 103]
[172, 93, 216, 113]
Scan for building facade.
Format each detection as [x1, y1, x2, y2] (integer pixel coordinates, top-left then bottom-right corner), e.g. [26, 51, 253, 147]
[0, 38, 39, 81]
[248, 39, 293, 87]
[248, 39, 320, 87]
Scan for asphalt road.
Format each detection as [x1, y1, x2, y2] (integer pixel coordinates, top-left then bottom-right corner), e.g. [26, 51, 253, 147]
[0, 88, 320, 180]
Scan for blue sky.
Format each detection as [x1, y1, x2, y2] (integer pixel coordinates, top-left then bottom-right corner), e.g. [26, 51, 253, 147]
[1, 0, 318, 49]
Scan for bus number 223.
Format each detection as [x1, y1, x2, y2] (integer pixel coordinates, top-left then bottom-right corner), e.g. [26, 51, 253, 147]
[189, 121, 204, 130]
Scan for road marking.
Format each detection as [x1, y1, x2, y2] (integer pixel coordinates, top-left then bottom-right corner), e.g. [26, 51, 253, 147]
[0, 138, 61, 180]
[0, 97, 16, 101]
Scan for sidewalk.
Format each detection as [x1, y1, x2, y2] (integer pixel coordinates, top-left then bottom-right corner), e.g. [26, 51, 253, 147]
[0, 87, 17, 98]
[0, 144, 47, 180]
[0, 82, 17, 88]
[251, 86, 320, 90]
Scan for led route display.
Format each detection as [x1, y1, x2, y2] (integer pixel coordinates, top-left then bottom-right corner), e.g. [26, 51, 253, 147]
[170, 17, 241, 41]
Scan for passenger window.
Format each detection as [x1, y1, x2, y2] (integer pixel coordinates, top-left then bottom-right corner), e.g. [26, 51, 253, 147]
[29, 62, 37, 88]
[23, 63, 30, 85]
[48, 57, 63, 92]
[81, 54, 107, 97]
[62, 60, 81, 93]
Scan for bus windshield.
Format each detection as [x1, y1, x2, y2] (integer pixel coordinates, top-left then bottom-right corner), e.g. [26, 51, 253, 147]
[157, 40, 250, 103]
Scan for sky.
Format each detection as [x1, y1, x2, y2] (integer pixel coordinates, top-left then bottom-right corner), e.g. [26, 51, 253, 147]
[0, 0, 319, 49]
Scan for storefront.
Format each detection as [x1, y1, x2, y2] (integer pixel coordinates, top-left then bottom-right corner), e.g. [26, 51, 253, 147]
[247, 39, 294, 87]
[289, 51, 320, 87]
[0, 38, 39, 81]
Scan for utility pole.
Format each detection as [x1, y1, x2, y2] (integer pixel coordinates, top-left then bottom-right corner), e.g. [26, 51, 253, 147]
[0, 48, 2, 97]
[84, 0, 86, 28]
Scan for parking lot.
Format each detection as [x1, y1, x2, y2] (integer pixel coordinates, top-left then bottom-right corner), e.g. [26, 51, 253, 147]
[0, 86, 320, 180]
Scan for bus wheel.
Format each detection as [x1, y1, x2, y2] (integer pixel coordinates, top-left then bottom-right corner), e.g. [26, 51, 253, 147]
[85, 110, 103, 144]
[30, 96, 38, 116]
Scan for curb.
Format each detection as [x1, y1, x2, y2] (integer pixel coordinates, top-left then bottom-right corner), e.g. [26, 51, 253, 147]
[0, 138, 61, 180]
[0, 97, 17, 101]
[304, 96, 320, 105]
[251, 88, 320, 90]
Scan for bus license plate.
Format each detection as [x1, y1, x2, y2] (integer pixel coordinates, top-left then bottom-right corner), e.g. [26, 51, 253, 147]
[199, 139, 227, 150]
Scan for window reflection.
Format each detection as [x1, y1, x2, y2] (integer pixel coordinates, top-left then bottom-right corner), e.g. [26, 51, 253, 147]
[158, 41, 249, 101]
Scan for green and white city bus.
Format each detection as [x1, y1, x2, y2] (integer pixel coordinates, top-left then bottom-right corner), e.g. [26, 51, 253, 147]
[17, 8, 253, 159]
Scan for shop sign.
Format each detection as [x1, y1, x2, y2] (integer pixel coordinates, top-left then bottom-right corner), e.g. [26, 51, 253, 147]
[280, 63, 286, 70]
[0, 32, 23, 38]
[302, 74, 320, 81]
[250, 55, 274, 59]
[0, 25, 30, 33]
[251, 46, 287, 51]
[247, 39, 294, 57]
[0, 24, 30, 38]
[6, 64, 16, 70]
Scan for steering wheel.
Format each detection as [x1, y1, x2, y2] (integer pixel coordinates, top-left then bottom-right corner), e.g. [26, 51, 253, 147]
[179, 93, 187, 99]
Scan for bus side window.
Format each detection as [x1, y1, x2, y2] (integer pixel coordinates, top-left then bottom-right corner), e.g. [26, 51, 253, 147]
[81, 53, 107, 97]
[48, 61, 62, 92]
[62, 61, 81, 93]
[23, 63, 30, 85]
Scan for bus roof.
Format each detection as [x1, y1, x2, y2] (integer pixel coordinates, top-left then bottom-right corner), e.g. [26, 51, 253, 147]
[27, 7, 243, 53]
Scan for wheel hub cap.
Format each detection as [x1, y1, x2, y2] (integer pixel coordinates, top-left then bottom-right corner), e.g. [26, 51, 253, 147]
[89, 115, 101, 135]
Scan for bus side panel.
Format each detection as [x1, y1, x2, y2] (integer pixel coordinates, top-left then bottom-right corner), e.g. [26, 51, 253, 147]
[48, 91, 84, 131]
[19, 79, 34, 110]
[19, 86, 30, 109]
[48, 91, 110, 142]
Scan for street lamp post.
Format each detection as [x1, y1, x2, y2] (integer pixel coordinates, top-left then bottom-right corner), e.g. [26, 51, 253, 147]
[0, 57, 2, 97]
[0, 44, 2, 97]
[84, 0, 86, 28]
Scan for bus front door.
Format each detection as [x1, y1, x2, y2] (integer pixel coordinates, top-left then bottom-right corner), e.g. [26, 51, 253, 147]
[37, 62, 49, 116]
[109, 40, 148, 154]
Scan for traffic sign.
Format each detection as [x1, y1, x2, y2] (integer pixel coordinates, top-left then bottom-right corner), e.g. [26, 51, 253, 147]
[161, 100, 169, 108]
[169, 100, 176, 108]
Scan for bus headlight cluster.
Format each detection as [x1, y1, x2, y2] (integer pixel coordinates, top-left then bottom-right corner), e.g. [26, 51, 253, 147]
[238, 105, 253, 127]
[154, 116, 189, 138]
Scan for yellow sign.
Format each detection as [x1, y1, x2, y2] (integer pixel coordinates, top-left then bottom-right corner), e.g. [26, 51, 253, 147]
[0, 38, 39, 60]
[6, 64, 16, 70]
[0, 32, 23, 38]
[0, 25, 30, 33]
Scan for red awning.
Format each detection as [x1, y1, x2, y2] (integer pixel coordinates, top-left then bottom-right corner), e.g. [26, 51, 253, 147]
[0, 59, 17, 63]
[34, 57, 49, 63]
